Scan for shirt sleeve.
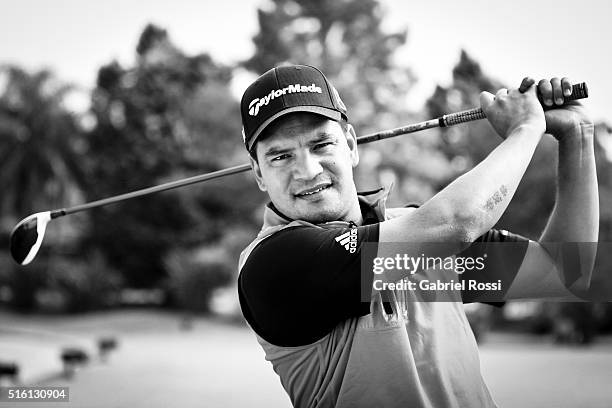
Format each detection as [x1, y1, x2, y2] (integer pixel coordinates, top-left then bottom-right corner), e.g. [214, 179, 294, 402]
[238, 224, 379, 347]
[459, 229, 530, 304]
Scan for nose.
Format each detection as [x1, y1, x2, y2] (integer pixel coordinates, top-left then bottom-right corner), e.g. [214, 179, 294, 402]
[293, 150, 324, 181]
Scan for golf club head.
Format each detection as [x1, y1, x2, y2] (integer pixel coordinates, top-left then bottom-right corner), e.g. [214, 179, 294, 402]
[9, 211, 51, 266]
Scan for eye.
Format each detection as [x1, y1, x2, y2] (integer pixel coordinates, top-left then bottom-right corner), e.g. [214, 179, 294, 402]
[314, 142, 334, 150]
[271, 153, 291, 162]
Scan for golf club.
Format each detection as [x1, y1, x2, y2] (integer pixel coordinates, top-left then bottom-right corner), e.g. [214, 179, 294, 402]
[9, 82, 589, 266]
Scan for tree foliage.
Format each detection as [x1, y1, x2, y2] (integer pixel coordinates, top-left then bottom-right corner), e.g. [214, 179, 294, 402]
[0, 66, 86, 219]
[84, 24, 261, 287]
[243, 0, 415, 134]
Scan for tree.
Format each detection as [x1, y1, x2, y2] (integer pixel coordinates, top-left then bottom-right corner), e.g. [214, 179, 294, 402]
[0, 66, 86, 220]
[244, 0, 414, 134]
[0, 66, 88, 310]
[85, 24, 262, 288]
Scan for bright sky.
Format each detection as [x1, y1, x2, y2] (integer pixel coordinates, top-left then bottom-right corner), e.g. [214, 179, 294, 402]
[0, 0, 609, 122]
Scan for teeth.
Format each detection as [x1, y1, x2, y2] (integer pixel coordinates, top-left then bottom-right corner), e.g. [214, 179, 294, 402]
[304, 187, 323, 195]
[299, 185, 329, 196]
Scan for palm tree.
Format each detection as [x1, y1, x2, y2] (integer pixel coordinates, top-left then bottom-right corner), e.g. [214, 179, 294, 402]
[0, 65, 87, 224]
[0, 65, 88, 310]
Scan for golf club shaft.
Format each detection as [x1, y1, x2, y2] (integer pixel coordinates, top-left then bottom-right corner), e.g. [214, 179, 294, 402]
[52, 82, 588, 218]
[50, 119, 449, 218]
[53, 163, 253, 217]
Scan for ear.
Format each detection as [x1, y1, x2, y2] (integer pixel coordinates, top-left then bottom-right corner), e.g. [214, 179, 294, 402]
[250, 155, 267, 192]
[345, 124, 359, 167]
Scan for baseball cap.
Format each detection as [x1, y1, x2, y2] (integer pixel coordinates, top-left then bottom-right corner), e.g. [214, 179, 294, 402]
[240, 64, 348, 153]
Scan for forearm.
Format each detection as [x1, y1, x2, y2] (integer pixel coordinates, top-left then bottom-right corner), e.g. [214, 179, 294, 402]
[540, 123, 599, 243]
[381, 83, 545, 247]
[377, 84, 545, 287]
[539, 124, 599, 289]
[427, 124, 543, 240]
[381, 125, 542, 245]
[377, 125, 543, 287]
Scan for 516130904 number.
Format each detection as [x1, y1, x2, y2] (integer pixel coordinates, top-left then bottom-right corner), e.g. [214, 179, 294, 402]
[0, 387, 69, 402]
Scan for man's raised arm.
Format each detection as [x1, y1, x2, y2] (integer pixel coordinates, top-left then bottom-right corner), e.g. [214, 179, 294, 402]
[504, 78, 599, 300]
[378, 78, 546, 284]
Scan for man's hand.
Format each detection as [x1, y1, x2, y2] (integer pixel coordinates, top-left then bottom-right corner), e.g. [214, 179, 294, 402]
[480, 77, 545, 139]
[531, 77, 593, 141]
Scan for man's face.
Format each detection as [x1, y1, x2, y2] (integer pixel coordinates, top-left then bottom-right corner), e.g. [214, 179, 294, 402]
[251, 113, 359, 224]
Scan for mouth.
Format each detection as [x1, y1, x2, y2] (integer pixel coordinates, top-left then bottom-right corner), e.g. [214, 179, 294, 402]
[295, 182, 333, 198]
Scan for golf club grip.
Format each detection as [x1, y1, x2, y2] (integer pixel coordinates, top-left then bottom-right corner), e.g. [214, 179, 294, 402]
[441, 82, 588, 127]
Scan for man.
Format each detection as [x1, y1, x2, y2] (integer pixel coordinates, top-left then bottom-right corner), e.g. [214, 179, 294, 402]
[237, 65, 598, 407]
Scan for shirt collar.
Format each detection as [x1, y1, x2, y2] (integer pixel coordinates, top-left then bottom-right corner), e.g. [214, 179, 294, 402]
[261, 185, 391, 229]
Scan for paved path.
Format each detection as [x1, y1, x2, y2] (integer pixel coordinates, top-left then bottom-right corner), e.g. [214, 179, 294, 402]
[1, 310, 611, 407]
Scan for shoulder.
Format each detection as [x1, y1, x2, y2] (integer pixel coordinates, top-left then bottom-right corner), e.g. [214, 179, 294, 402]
[237, 223, 377, 346]
[240, 225, 342, 283]
[240, 221, 379, 293]
[242, 223, 378, 272]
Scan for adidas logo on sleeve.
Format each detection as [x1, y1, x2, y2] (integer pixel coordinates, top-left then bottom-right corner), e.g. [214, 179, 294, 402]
[335, 228, 358, 253]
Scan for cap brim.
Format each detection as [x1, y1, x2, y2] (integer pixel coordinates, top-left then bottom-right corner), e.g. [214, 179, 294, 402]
[247, 106, 342, 152]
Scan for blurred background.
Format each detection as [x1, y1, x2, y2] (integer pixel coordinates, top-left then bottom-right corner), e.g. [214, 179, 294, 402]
[1, 0, 611, 407]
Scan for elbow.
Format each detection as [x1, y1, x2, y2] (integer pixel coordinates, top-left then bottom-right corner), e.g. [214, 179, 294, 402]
[451, 207, 492, 245]
[540, 241, 597, 294]
[571, 243, 597, 291]
[450, 222, 480, 248]
[439, 204, 485, 247]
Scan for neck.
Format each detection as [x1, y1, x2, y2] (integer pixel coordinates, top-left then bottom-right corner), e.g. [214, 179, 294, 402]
[344, 195, 364, 226]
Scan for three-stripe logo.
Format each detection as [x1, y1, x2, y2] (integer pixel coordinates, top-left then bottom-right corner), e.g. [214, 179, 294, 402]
[335, 228, 358, 253]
